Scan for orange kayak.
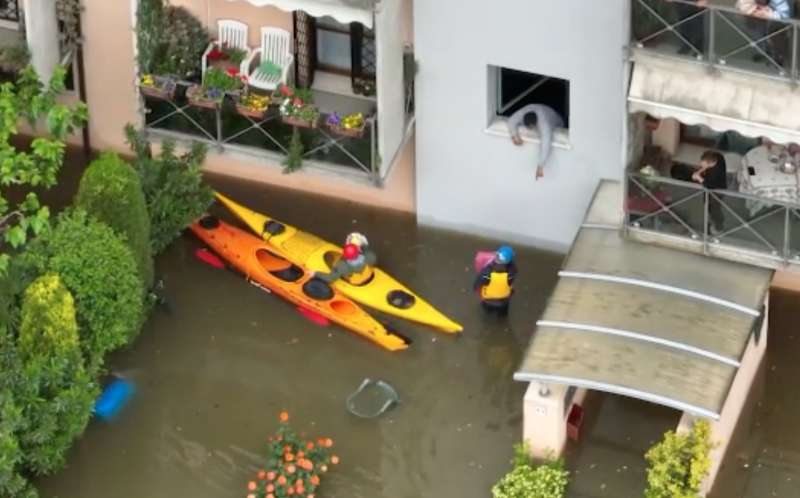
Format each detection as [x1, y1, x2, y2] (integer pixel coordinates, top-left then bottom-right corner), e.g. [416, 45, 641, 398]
[190, 216, 409, 351]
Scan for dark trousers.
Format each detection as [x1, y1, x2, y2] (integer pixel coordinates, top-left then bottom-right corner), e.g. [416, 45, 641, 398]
[482, 299, 510, 317]
[708, 193, 725, 232]
[674, 4, 706, 54]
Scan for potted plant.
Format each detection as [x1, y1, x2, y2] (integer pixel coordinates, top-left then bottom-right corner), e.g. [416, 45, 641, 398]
[236, 90, 271, 120]
[187, 67, 244, 109]
[275, 84, 320, 129]
[206, 42, 249, 73]
[244, 412, 339, 498]
[139, 73, 177, 101]
[326, 112, 367, 139]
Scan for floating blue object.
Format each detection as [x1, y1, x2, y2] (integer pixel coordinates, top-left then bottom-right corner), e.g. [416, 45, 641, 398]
[93, 378, 135, 421]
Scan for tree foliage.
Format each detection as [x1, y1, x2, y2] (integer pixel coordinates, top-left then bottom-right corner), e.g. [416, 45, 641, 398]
[136, 0, 209, 78]
[18, 274, 79, 358]
[124, 124, 212, 254]
[0, 66, 88, 274]
[644, 420, 713, 498]
[25, 210, 145, 366]
[75, 152, 154, 288]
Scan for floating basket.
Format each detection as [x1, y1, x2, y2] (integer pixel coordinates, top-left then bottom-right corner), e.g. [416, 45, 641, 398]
[346, 378, 399, 419]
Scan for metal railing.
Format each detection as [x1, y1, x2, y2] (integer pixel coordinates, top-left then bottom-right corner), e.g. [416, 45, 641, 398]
[625, 172, 800, 265]
[142, 80, 380, 183]
[632, 0, 800, 81]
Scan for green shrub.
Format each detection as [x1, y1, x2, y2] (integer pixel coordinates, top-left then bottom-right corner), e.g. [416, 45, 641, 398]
[136, 0, 209, 79]
[0, 363, 29, 498]
[75, 152, 154, 289]
[18, 274, 79, 358]
[124, 124, 212, 254]
[15, 274, 96, 475]
[29, 210, 144, 366]
[644, 420, 713, 498]
[492, 443, 569, 498]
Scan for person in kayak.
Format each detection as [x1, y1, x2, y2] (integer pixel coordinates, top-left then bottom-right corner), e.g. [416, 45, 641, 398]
[314, 242, 376, 285]
[474, 245, 517, 316]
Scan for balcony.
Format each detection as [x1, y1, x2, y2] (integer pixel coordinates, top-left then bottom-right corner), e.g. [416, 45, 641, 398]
[625, 171, 800, 270]
[142, 81, 380, 181]
[631, 0, 800, 82]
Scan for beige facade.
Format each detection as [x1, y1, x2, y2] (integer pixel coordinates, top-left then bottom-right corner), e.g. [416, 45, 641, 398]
[77, 0, 415, 212]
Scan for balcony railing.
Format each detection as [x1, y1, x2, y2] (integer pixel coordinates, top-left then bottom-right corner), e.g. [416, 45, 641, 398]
[625, 172, 800, 267]
[142, 80, 379, 183]
[632, 0, 800, 81]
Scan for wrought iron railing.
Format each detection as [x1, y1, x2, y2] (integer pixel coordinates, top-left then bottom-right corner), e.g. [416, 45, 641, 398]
[625, 172, 800, 265]
[0, 0, 20, 23]
[142, 80, 380, 182]
[632, 0, 800, 81]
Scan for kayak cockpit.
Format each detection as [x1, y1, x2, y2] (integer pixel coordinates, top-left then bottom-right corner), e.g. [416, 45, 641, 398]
[256, 249, 303, 282]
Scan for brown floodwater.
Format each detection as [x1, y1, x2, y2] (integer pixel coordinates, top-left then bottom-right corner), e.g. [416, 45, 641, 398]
[28, 149, 800, 498]
[35, 172, 564, 498]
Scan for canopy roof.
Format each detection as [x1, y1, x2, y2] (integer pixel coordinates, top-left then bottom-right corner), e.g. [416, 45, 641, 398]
[629, 51, 800, 145]
[236, 0, 376, 27]
[515, 223, 772, 419]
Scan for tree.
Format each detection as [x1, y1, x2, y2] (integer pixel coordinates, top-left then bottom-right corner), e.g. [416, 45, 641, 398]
[75, 152, 154, 288]
[644, 420, 714, 498]
[0, 66, 88, 274]
[124, 125, 212, 254]
[25, 210, 144, 367]
[14, 274, 96, 475]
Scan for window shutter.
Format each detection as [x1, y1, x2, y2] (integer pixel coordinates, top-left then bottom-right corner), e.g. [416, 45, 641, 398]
[293, 11, 317, 89]
[350, 22, 376, 96]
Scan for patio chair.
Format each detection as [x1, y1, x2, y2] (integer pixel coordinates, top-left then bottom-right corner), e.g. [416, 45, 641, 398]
[244, 27, 294, 92]
[201, 20, 252, 77]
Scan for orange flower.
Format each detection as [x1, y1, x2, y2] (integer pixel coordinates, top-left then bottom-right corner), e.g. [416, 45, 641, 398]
[287, 486, 295, 495]
[276, 435, 283, 442]
[297, 451, 305, 458]
[320, 464, 328, 473]
[306, 442, 314, 450]
[307, 495, 315, 498]
[247, 495, 255, 498]
[285, 453, 295, 462]
[257, 470, 266, 480]
[317, 438, 325, 445]
[324, 438, 333, 448]
[283, 445, 291, 453]
[277, 475, 287, 486]
[310, 475, 320, 486]
[248, 481, 257, 491]
[331, 455, 339, 465]
[266, 484, 275, 493]
[304, 460, 314, 471]
[279, 411, 289, 423]
[267, 495, 275, 498]
[267, 471, 276, 481]
[286, 464, 297, 474]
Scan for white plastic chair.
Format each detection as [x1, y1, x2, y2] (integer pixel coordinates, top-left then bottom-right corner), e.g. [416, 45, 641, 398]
[201, 20, 252, 77]
[244, 27, 294, 91]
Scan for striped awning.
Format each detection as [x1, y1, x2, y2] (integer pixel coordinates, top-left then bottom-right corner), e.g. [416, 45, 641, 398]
[515, 224, 772, 419]
[233, 0, 374, 27]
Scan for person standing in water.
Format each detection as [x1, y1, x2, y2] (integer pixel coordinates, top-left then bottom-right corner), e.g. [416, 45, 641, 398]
[506, 104, 564, 180]
[474, 245, 517, 316]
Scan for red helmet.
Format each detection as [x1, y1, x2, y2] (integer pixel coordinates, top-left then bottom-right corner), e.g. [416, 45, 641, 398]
[342, 243, 360, 261]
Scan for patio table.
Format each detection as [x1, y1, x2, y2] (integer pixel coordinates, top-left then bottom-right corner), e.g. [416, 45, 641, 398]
[738, 145, 800, 216]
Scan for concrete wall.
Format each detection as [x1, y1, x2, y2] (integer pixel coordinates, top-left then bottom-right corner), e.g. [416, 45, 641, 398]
[413, 0, 630, 251]
[78, 0, 415, 212]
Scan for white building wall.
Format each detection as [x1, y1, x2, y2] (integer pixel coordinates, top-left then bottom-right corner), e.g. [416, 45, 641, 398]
[413, 0, 630, 251]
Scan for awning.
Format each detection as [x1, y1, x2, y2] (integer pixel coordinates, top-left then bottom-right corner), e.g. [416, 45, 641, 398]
[628, 51, 800, 145]
[515, 218, 772, 419]
[236, 0, 374, 28]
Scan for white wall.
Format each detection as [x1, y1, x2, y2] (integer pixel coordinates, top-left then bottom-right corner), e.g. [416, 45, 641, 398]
[413, 0, 630, 251]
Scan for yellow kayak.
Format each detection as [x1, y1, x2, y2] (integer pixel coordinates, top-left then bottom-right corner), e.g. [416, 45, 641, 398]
[215, 192, 463, 333]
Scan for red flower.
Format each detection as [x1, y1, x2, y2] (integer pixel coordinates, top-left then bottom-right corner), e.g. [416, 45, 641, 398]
[207, 48, 227, 61]
[292, 97, 303, 107]
[280, 85, 293, 97]
[226, 67, 240, 77]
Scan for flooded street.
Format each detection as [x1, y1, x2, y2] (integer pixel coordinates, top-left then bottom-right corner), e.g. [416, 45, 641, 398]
[36, 173, 563, 498]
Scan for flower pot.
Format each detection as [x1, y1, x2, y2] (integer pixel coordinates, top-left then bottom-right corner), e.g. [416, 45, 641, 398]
[235, 104, 268, 120]
[186, 85, 223, 110]
[327, 121, 366, 139]
[139, 76, 176, 101]
[282, 114, 318, 129]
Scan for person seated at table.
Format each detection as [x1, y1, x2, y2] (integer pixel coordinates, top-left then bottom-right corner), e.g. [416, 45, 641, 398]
[692, 151, 728, 235]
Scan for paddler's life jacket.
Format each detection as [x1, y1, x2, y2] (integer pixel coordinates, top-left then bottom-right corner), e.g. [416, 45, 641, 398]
[480, 271, 512, 300]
